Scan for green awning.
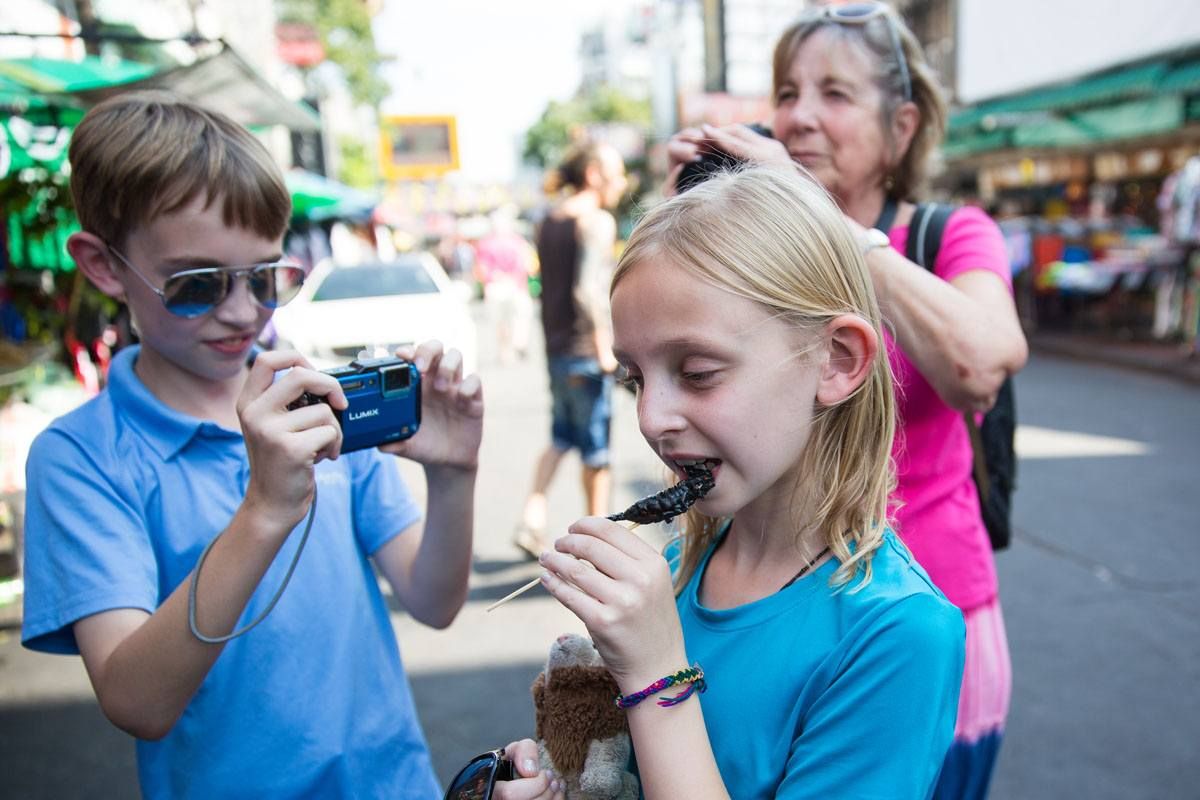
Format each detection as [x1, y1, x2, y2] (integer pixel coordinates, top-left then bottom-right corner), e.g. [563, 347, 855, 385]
[949, 61, 1167, 134]
[945, 47, 1200, 159]
[944, 95, 1187, 159]
[0, 55, 156, 94]
[285, 169, 377, 223]
[1161, 60, 1200, 94]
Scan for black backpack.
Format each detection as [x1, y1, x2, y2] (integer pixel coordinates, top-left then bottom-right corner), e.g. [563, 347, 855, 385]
[905, 203, 1017, 551]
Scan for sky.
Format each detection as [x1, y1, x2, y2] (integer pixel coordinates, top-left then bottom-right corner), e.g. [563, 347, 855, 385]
[374, 1, 635, 184]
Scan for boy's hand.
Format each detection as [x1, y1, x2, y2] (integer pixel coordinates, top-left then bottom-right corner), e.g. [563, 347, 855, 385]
[379, 340, 483, 471]
[491, 739, 563, 800]
[237, 349, 347, 531]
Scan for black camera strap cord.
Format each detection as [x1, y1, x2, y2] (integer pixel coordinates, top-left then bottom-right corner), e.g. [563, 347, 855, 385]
[187, 486, 318, 644]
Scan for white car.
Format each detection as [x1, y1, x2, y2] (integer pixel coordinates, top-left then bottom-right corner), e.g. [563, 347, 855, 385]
[270, 253, 478, 374]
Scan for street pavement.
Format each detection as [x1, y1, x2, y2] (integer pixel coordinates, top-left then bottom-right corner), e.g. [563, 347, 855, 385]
[1, 303, 1198, 798]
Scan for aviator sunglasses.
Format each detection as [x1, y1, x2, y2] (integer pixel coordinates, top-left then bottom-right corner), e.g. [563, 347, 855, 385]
[814, 2, 913, 102]
[107, 246, 306, 319]
[443, 749, 516, 800]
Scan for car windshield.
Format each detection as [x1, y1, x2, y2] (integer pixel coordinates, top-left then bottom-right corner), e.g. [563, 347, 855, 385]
[312, 262, 440, 301]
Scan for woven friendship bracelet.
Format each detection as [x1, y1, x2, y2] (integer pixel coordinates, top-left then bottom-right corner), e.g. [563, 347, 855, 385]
[615, 665, 706, 709]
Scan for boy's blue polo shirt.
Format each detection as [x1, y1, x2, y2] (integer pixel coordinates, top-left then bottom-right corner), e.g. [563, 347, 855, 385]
[22, 345, 441, 799]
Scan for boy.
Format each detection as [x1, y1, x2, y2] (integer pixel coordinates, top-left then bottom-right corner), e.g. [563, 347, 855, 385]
[20, 91, 484, 798]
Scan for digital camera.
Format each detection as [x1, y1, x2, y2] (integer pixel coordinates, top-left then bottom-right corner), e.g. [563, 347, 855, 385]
[675, 123, 773, 194]
[290, 356, 421, 453]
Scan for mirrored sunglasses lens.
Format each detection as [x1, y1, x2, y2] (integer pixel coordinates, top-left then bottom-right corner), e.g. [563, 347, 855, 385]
[162, 271, 227, 317]
[251, 266, 305, 309]
[445, 755, 497, 800]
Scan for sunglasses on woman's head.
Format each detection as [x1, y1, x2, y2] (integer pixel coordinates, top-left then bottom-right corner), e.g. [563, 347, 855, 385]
[443, 749, 516, 800]
[107, 246, 305, 319]
[813, 2, 913, 102]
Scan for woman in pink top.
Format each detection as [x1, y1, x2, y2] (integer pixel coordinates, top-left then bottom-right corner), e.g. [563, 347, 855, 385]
[664, 4, 1027, 798]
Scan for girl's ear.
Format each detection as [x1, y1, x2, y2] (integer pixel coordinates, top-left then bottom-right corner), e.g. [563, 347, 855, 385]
[67, 231, 125, 301]
[816, 314, 878, 406]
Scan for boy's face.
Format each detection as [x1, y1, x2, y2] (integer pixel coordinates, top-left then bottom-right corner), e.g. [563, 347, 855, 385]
[115, 194, 285, 387]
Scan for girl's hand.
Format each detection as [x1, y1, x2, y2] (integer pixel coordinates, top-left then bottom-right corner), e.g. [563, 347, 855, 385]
[237, 349, 346, 531]
[491, 739, 564, 800]
[378, 340, 483, 471]
[539, 517, 687, 692]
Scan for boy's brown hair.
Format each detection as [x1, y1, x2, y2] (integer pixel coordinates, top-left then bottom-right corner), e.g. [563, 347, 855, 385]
[69, 90, 291, 249]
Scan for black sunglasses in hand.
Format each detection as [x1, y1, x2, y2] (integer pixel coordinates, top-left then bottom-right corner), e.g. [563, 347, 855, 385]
[444, 749, 517, 800]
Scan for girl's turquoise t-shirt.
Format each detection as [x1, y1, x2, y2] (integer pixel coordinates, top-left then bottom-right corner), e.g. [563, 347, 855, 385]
[661, 530, 965, 800]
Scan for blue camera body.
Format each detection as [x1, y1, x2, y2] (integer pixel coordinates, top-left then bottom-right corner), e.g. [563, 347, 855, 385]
[293, 356, 421, 453]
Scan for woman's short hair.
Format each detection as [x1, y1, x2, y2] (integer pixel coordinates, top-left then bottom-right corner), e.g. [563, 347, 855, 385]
[613, 166, 897, 591]
[69, 90, 291, 249]
[772, 5, 947, 201]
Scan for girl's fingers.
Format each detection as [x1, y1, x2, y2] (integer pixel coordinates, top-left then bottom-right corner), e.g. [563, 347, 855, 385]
[540, 567, 609, 625]
[567, 517, 659, 559]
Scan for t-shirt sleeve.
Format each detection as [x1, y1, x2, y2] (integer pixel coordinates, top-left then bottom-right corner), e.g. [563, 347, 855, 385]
[21, 429, 159, 655]
[935, 206, 1013, 291]
[776, 593, 966, 800]
[349, 449, 423, 555]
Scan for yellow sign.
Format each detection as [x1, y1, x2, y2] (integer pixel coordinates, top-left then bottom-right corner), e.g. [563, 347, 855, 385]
[379, 115, 459, 181]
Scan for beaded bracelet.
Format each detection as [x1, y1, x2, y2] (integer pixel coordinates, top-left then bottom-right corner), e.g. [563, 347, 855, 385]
[615, 665, 706, 709]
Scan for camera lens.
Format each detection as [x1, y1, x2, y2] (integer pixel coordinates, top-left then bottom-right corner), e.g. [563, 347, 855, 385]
[383, 365, 410, 392]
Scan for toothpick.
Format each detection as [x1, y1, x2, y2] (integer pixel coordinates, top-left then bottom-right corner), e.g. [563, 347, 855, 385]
[485, 522, 640, 613]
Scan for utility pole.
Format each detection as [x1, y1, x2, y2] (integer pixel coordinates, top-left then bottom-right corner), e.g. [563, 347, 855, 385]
[71, 0, 101, 56]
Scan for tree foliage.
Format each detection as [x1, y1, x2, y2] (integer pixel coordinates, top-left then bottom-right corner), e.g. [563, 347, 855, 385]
[276, 0, 391, 107]
[522, 85, 652, 169]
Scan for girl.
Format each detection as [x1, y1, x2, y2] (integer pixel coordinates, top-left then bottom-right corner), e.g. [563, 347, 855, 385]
[667, 7, 1028, 795]
[495, 166, 964, 800]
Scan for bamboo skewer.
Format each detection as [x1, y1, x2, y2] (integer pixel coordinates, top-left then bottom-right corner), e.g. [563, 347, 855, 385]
[485, 522, 640, 613]
[486, 465, 713, 613]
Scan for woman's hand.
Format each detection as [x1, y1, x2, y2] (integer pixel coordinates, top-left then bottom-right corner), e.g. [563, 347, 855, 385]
[539, 517, 688, 692]
[491, 739, 564, 800]
[378, 340, 483, 472]
[664, 124, 794, 196]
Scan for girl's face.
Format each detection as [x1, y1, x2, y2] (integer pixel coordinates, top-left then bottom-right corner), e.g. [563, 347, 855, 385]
[771, 27, 892, 204]
[611, 257, 824, 523]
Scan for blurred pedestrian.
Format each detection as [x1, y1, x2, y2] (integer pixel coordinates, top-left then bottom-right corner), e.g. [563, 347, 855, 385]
[513, 142, 627, 558]
[475, 206, 537, 363]
[664, 4, 1028, 797]
[19, 91, 484, 799]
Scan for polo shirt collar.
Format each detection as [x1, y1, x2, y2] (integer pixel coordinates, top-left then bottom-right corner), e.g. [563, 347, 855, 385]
[107, 345, 236, 460]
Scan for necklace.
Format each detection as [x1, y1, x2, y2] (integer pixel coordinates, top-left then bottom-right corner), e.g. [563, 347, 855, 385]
[779, 546, 831, 591]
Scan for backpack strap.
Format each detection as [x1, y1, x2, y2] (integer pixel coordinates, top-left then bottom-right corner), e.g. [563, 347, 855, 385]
[905, 202, 992, 496]
[904, 202, 955, 271]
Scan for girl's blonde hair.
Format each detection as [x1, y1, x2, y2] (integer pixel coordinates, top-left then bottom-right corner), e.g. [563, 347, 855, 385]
[612, 166, 897, 590]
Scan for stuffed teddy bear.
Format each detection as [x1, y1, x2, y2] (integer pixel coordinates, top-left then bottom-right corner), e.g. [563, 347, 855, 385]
[531, 633, 639, 800]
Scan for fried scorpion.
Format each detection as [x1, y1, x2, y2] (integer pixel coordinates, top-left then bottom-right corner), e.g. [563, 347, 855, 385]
[607, 463, 715, 525]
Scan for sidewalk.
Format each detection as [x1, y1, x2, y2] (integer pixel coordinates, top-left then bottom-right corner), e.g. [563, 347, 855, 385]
[1029, 330, 1200, 386]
